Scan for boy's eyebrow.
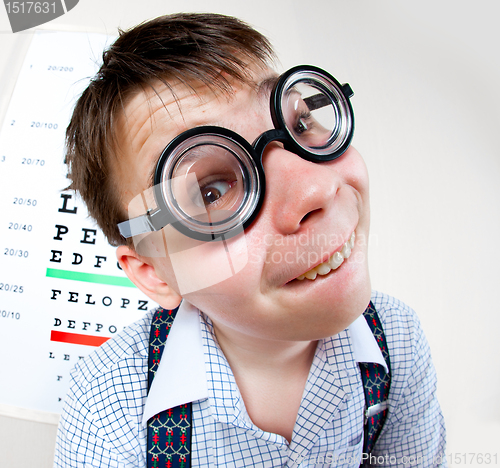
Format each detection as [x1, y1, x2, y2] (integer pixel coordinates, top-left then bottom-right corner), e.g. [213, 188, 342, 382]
[257, 75, 279, 98]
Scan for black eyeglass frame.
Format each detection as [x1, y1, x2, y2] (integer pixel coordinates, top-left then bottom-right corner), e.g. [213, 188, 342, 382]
[117, 65, 355, 242]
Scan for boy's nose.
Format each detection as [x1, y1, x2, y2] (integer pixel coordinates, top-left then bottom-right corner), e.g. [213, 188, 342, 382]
[262, 145, 340, 234]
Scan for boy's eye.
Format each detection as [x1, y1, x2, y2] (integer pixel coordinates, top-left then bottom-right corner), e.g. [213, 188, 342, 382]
[294, 112, 313, 135]
[283, 88, 317, 137]
[200, 180, 234, 206]
[282, 83, 340, 151]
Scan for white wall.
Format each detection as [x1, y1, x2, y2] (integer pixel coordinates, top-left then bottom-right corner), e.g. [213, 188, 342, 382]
[1, 1, 499, 466]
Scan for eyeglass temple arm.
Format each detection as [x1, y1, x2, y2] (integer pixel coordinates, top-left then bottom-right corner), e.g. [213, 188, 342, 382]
[303, 84, 353, 111]
[118, 208, 171, 238]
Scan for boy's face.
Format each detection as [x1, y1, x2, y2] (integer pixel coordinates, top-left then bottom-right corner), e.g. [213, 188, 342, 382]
[113, 64, 371, 342]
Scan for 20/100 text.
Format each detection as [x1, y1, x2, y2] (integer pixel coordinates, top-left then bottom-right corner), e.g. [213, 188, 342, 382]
[31, 121, 58, 129]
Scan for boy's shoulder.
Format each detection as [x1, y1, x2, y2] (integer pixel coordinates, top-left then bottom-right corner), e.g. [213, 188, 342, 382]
[68, 309, 155, 392]
[370, 290, 423, 338]
[370, 290, 428, 357]
[370, 290, 434, 401]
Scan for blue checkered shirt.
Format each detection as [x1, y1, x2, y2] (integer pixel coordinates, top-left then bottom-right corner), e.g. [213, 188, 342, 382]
[54, 291, 446, 467]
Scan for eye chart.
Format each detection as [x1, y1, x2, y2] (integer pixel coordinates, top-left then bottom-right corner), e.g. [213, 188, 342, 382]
[0, 30, 155, 417]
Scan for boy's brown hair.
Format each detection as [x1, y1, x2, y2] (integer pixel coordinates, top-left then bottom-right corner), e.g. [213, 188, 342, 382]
[65, 13, 274, 246]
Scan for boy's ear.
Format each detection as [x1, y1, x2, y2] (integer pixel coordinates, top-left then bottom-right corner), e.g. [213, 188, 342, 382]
[116, 245, 182, 310]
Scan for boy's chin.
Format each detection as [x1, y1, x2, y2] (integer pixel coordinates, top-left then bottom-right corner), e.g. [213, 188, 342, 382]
[286, 276, 372, 341]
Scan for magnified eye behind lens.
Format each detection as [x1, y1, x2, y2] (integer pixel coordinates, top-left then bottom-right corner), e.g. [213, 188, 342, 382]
[156, 131, 262, 239]
[171, 146, 245, 224]
[275, 67, 354, 160]
[187, 171, 241, 224]
[284, 82, 340, 151]
[198, 178, 236, 207]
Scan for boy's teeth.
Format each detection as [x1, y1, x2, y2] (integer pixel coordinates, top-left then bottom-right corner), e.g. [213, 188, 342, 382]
[316, 262, 331, 275]
[329, 251, 343, 269]
[304, 270, 317, 280]
[296, 232, 355, 281]
[348, 234, 355, 249]
[341, 242, 351, 259]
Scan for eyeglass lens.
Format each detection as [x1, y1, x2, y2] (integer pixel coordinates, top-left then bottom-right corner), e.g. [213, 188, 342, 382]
[282, 81, 340, 151]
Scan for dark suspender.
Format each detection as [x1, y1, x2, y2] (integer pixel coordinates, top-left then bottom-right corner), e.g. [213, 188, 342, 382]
[147, 302, 391, 467]
[359, 302, 391, 461]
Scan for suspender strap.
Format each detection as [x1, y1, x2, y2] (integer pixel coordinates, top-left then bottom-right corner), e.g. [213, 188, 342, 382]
[360, 301, 391, 458]
[147, 306, 192, 468]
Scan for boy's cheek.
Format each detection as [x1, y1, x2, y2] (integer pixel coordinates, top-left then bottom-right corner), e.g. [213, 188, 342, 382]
[332, 146, 370, 196]
[151, 226, 255, 297]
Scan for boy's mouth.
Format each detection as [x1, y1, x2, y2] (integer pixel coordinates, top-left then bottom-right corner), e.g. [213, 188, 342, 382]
[295, 231, 355, 281]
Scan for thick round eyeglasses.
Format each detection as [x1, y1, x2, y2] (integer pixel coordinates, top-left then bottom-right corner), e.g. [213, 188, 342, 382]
[118, 65, 354, 242]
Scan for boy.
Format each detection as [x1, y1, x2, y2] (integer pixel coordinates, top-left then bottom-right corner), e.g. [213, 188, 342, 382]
[54, 13, 446, 467]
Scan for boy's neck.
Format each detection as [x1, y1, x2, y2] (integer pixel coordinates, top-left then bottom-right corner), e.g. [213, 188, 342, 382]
[212, 319, 317, 370]
[211, 318, 318, 443]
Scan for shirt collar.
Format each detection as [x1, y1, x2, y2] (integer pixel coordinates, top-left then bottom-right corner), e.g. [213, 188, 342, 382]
[142, 304, 388, 426]
[348, 314, 389, 373]
[142, 301, 208, 426]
